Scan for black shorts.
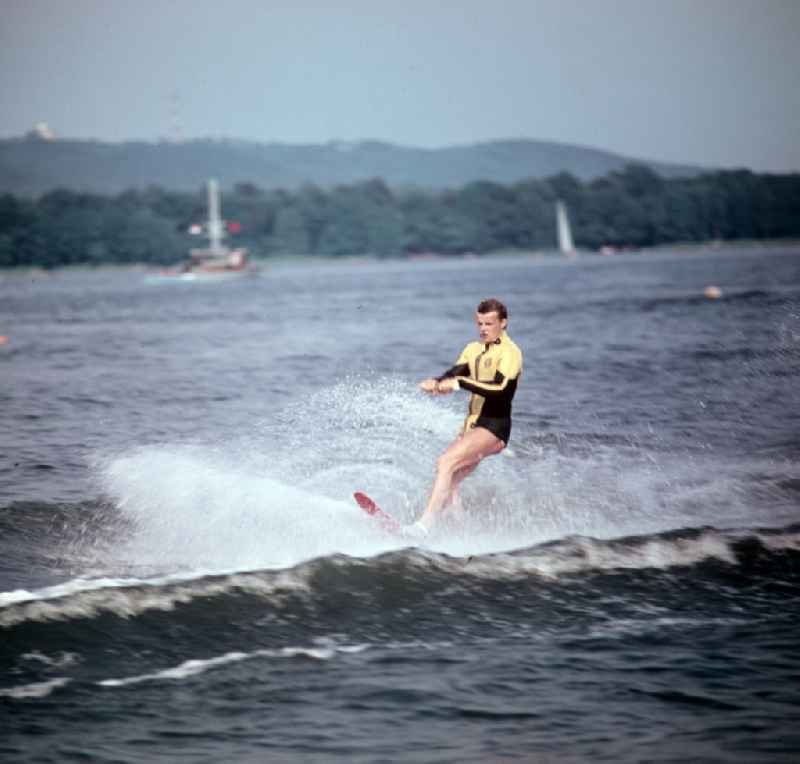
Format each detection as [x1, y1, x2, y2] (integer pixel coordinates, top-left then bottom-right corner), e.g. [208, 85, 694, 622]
[471, 416, 511, 445]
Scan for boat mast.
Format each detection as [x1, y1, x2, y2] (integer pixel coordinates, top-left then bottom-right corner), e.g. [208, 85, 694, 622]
[207, 179, 225, 254]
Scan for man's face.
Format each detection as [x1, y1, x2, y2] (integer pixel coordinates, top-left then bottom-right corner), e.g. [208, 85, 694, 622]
[475, 311, 507, 344]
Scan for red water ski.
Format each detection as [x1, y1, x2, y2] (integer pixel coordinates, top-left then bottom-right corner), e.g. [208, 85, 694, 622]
[353, 491, 402, 533]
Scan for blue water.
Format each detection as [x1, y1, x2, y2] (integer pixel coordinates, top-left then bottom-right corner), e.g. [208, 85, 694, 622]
[2, 247, 800, 762]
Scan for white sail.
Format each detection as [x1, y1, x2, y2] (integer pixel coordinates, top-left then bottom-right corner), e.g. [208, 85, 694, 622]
[556, 200, 576, 256]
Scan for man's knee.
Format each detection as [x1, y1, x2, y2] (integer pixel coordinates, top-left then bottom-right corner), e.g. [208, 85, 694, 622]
[436, 451, 476, 477]
[435, 452, 455, 476]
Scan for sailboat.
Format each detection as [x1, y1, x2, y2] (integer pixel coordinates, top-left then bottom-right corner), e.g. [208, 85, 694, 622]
[555, 200, 576, 257]
[149, 179, 256, 282]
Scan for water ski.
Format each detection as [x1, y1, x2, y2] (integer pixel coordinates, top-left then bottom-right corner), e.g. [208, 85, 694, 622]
[353, 491, 402, 534]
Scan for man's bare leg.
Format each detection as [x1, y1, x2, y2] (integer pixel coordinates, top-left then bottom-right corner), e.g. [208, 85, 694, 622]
[436, 461, 478, 528]
[442, 461, 478, 513]
[418, 427, 504, 528]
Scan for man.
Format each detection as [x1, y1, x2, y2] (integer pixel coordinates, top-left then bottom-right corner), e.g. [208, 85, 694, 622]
[410, 298, 523, 536]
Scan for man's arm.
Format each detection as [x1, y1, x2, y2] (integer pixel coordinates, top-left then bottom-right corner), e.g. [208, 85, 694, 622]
[420, 376, 459, 394]
[419, 346, 471, 395]
[436, 363, 470, 381]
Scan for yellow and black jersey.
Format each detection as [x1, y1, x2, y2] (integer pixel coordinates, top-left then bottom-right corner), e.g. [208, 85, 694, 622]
[436, 331, 523, 443]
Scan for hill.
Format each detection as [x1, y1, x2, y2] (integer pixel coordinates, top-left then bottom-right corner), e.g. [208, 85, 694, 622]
[0, 135, 704, 197]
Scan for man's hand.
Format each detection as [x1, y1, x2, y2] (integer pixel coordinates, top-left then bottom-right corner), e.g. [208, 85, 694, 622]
[419, 378, 457, 395]
[419, 378, 439, 394]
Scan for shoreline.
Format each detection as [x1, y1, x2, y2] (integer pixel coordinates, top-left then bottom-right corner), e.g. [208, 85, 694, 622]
[2, 239, 800, 277]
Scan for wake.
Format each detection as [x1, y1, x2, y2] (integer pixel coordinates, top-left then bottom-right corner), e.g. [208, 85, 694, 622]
[89, 377, 799, 578]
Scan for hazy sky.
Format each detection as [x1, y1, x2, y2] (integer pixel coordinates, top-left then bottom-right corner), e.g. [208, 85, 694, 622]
[2, 0, 799, 172]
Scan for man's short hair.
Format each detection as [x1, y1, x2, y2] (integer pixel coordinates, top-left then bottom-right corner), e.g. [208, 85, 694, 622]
[477, 298, 508, 320]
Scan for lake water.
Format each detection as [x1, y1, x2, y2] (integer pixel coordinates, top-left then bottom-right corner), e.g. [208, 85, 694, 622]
[2, 247, 800, 762]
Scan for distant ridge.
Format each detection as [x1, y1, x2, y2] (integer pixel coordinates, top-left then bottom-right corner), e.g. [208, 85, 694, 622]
[0, 135, 705, 196]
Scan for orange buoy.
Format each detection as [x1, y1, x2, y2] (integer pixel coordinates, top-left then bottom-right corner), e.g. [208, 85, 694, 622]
[0, 335, 8, 345]
[703, 286, 722, 300]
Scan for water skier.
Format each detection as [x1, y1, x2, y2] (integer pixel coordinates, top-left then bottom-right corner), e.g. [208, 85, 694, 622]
[410, 298, 523, 536]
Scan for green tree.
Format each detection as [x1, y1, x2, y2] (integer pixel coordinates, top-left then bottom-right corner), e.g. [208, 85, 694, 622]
[272, 205, 310, 254]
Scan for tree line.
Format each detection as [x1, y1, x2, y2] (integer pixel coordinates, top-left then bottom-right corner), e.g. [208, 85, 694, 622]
[0, 164, 798, 268]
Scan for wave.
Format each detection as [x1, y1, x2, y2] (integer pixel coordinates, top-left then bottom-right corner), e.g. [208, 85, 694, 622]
[3, 522, 798, 631]
[98, 643, 368, 687]
[0, 643, 369, 699]
[3, 521, 799, 699]
[0, 677, 71, 700]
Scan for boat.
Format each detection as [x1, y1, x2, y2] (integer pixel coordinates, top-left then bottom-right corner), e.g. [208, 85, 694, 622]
[148, 179, 257, 282]
[555, 200, 577, 257]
